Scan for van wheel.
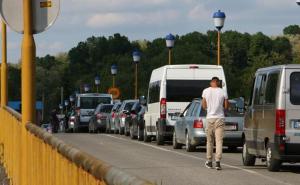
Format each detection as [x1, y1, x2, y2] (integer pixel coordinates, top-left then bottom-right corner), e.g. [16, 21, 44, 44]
[242, 142, 256, 166]
[137, 125, 144, 141]
[266, 145, 281, 172]
[185, 133, 196, 152]
[173, 131, 182, 149]
[156, 129, 164, 145]
[143, 128, 151, 142]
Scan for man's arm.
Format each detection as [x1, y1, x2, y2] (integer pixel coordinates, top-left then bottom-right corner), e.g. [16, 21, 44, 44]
[202, 98, 207, 110]
[224, 99, 229, 110]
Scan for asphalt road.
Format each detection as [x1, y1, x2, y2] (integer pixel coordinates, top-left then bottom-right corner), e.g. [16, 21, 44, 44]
[56, 133, 300, 185]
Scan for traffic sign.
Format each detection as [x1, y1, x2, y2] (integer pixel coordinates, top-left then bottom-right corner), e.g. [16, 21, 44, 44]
[0, 0, 60, 34]
[108, 87, 121, 99]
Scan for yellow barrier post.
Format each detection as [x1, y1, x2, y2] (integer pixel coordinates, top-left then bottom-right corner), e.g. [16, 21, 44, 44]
[21, 0, 36, 184]
[1, 21, 7, 107]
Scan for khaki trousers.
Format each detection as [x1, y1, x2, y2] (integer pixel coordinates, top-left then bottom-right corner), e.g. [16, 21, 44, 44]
[205, 118, 225, 162]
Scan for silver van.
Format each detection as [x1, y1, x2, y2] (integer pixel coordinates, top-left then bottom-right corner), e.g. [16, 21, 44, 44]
[243, 65, 300, 171]
[74, 93, 113, 132]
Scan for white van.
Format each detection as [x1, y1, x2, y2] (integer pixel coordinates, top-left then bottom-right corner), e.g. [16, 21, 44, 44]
[143, 65, 228, 145]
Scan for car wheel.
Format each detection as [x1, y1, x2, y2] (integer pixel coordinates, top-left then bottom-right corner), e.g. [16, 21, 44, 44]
[137, 125, 144, 141]
[173, 131, 182, 149]
[185, 133, 196, 152]
[242, 142, 256, 166]
[266, 144, 281, 172]
[156, 128, 164, 145]
[119, 126, 124, 135]
[143, 127, 151, 142]
[130, 125, 136, 139]
[125, 125, 130, 136]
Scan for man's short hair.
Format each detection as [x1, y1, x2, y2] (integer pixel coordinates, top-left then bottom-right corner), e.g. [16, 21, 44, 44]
[211, 77, 220, 82]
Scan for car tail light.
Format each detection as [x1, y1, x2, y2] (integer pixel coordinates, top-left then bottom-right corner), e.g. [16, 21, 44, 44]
[112, 112, 115, 118]
[193, 119, 203, 128]
[160, 98, 166, 119]
[275, 109, 286, 136]
[97, 113, 107, 120]
[121, 113, 126, 118]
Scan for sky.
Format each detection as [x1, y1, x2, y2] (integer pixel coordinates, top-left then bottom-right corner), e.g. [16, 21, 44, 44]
[2, 0, 300, 63]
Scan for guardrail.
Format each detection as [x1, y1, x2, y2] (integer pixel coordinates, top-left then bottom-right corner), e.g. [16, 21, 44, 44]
[0, 107, 154, 185]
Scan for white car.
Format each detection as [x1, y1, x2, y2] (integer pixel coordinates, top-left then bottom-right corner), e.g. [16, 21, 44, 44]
[143, 65, 228, 145]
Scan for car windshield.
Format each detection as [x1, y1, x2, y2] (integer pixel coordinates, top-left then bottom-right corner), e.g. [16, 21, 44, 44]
[100, 105, 114, 113]
[167, 80, 218, 102]
[80, 97, 112, 109]
[290, 72, 300, 105]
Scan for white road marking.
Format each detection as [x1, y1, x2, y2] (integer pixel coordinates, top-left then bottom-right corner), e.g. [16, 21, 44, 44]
[104, 134, 294, 185]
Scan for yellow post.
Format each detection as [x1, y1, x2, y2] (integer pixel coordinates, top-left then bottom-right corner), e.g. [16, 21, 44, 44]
[168, 49, 172, 65]
[217, 31, 221, 66]
[112, 75, 115, 88]
[21, 0, 36, 184]
[1, 21, 8, 107]
[135, 63, 138, 99]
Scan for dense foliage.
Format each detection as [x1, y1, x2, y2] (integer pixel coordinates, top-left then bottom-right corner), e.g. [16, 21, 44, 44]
[7, 28, 299, 121]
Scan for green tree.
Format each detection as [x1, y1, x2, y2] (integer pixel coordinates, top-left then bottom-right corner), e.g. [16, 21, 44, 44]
[283, 25, 300, 35]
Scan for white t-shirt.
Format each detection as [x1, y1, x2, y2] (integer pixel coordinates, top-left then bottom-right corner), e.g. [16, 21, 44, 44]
[202, 87, 228, 119]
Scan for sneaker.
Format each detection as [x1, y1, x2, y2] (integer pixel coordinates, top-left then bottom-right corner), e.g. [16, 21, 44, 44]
[205, 161, 213, 169]
[215, 161, 222, 170]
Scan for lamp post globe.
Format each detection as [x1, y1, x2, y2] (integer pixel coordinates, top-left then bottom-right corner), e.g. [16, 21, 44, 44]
[213, 10, 226, 31]
[95, 76, 100, 86]
[59, 104, 63, 110]
[84, 84, 90, 92]
[64, 100, 69, 107]
[165, 33, 175, 49]
[111, 64, 118, 76]
[69, 95, 74, 102]
[132, 50, 141, 63]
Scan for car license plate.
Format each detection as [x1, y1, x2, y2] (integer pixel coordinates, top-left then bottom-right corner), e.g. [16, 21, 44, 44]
[225, 123, 237, 131]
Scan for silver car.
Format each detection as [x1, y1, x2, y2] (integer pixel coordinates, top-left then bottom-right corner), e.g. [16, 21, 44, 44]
[106, 102, 122, 133]
[88, 104, 114, 133]
[173, 98, 244, 152]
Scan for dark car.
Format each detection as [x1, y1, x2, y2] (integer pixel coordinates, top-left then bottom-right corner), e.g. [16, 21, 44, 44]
[88, 104, 114, 133]
[128, 102, 146, 140]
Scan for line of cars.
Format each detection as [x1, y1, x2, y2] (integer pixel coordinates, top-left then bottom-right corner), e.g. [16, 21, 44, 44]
[60, 64, 300, 172]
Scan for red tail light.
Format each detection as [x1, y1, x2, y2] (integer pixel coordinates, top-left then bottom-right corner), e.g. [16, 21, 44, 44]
[112, 112, 115, 118]
[160, 98, 166, 119]
[193, 119, 203, 128]
[97, 113, 107, 120]
[275, 109, 286, 136]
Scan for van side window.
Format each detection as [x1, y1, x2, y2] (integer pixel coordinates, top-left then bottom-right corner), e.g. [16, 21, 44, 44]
[290, 72, 300, 105]
[248, 79, 255, 106]
[265, 72, 279, 104]
[149, 81, 161, 104]
[254, 74, 267, 105]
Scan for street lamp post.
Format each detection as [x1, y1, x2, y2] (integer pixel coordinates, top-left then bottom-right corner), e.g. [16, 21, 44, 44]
[213, 10, 226, 66]
[111, 64, 118, 88]
[95, 76, 100, 93]
[132, 50, 141, 99]
[166, 34, 175, 65]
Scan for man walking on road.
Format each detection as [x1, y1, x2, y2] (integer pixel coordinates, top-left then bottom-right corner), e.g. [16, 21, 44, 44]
[202, 77, 228, 170]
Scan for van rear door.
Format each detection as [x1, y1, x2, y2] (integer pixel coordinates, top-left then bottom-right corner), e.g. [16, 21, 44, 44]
[285, 69, 300, 147]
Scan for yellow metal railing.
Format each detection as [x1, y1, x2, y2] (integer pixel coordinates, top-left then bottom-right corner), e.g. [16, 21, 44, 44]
[0, 107, 153, 185]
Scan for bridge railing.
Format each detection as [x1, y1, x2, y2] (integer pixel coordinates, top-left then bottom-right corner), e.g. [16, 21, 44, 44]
[0, 107, 154, 185]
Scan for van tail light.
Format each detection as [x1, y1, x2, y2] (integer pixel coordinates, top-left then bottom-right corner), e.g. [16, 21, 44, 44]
[275, 109, 286, 136]
[76, 108, 80, 116]
[160, 98, 166, 119]
[193, 119, 203, 128]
